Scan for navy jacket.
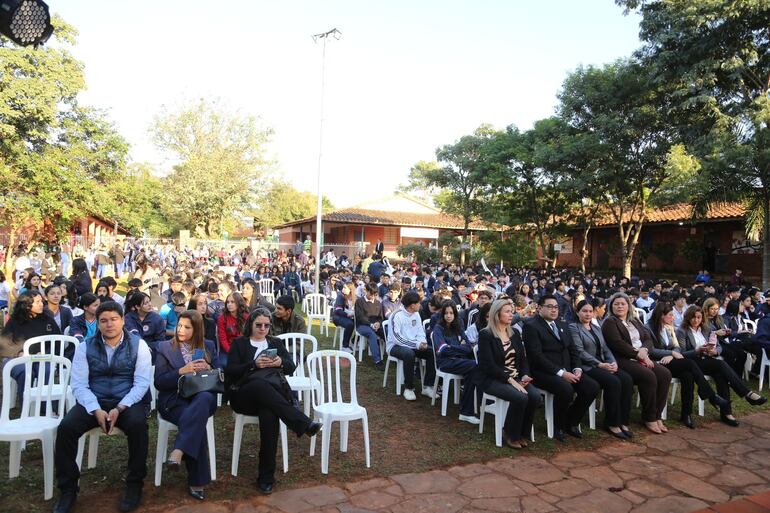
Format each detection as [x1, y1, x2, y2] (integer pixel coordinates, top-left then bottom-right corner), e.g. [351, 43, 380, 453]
[124, 311, 166, 344]
[45, 306, 73, 333]
[154, 338, 221, 412]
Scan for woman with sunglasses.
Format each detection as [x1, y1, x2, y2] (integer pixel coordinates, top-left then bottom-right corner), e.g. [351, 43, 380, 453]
[225, 308, 322, 494]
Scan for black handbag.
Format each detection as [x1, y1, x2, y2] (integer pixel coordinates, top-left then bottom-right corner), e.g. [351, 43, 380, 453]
[178, 368, 225, 399]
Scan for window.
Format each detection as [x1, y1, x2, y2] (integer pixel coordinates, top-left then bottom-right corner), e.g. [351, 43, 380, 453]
[383, 227, 399, 245]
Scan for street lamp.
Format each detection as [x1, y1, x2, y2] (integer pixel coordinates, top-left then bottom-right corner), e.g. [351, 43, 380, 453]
[312, 28, 341, 291]
[0, 0, 53, 47]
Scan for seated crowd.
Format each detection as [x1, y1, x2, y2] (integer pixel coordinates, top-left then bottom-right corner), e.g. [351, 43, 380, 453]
[1, 241, 769, 510]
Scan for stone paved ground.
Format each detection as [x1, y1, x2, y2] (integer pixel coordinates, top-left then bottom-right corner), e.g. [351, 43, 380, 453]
[153, 411, 770, 513]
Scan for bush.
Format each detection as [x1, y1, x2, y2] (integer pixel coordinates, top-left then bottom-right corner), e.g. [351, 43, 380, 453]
[396, 243, 439, 263]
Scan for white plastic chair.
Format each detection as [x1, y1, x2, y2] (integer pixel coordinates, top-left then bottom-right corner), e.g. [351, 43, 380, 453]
[429, 332, 463, 416]
[478, 394, 535, 446]
[22, 335, 79, 412]
[760, 350, 770, 391]
[307, 350, 370, 474]
[636, 384, 669, 420]
[231, 413, 288, 475]
[303, 294, 330, 337]
[75, 426, 124, 470]
[743, 319, 757, 334]
[278, 333, 321, 416]
[381, 320, 425, 395]
[543, 391, 555, 438]
[259, 279, 275, 304]
[154, 415, 217, 486]
[467, 309, 479, 328]
[0, 355, 71, 500]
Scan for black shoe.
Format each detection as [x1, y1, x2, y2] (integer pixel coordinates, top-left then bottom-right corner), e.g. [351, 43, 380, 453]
[258, 482, 274, 495]
[53, 491, 77, 513]
[720, 414, 740, 427]
[188, 488, 205, 501]
[304, 421, 323, 438]
[680, 415, 695, 429]
[746, 392, 767, 406]
[118, 486, 142, 512]
[165, 459, 181, 472]
[621, 428, 633, 439]
[709, 394, 730, 411]
[375, 361, 386, 372]
[553, 429, 567, 443]
[605, 427, 629, 440]
[566, 426, 583, 439]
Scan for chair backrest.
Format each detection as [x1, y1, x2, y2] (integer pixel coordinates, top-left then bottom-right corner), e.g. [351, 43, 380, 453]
[1, 355, 71, 422]
[744, 319, 757, 334]
[277, 333, 318, 378]
[468, 308, 479, 327]
[23, 335, 79, 358]
[307, 350, 358, 408]
[382, 319, 390, 340]
[303, 293, 327, 317]
[259, 279, 274, 295]
[634, 308, 647, 323]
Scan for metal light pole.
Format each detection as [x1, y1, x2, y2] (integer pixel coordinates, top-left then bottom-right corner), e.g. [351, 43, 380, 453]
[312, 28, 341, 292]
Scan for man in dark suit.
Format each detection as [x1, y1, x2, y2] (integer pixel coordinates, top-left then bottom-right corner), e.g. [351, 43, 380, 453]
[522, 294, 600, 442]
[374, 239, 384, 256]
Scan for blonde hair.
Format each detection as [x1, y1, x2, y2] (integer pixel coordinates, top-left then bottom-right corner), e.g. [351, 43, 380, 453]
[607, 292, 634, 322]
[702, 297, 724, 328]
[485, 299, 514, 340]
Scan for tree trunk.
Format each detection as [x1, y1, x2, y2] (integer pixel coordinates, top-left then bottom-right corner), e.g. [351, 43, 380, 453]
[3, 230, 17, 307]
[580, 226, 591, 274]
[763, 197, 770, 290]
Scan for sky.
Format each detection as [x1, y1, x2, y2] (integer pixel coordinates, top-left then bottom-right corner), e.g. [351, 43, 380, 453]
[53, 1, 642, 208]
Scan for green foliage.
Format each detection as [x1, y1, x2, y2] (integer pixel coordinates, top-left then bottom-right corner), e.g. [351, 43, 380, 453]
[652, 242, 677, 266]
[151, 98, 273, 237]
[396, 243, 439, 263]
[478, 231, 537, 267]
[250, 179, 333, 236]
[680, 237, 703, 264]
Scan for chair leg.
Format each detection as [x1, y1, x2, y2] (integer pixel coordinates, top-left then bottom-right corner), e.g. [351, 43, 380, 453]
[206, 417, 216, 481]
[87, 432, 100, 469]
[431, 375, 439, 407]
[670, 382, 679, 405]
[453, 378, 461, 405]
[589, 399, 596, 430]
[494, 401, 504, 447]
[42, 433, 54, 500]
[382, 358, 390, 388]
[154, 422, 168, 487]
[320, 417, 332, 475]
[340, 421, 349, 452]
[309, 416, 317, 457]
[441, 378, 450, 417]
[544, 393, 554, 439]
[362, 412, 371, 469]
[75, 435, 86, 471]
[280, 421, 288, 473]
[231, 415, 245, 476]
[395, 361, 403, 396]
[303, 390, 312, 417]
[698, 396, 705, 417]
[9, 441, 21, 478]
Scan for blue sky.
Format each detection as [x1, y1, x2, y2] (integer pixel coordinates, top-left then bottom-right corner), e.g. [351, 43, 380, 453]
[54, 1, 642, 207]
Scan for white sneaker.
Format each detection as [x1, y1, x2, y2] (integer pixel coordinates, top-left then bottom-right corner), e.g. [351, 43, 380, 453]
[421, 386, 435, 398]
[403, 389, 417, 401]
[340, 346, 354, 355]
[459, 414, 481, 425]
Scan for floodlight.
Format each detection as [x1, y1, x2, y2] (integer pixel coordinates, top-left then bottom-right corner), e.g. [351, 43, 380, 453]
[0, 0, 53, 47]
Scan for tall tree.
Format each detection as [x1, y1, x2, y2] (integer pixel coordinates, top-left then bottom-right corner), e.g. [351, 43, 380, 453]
[409, 125, 496, 264]
[151, 99, 273, 237]
[558, 59, 676, 278]
[618, 0, 770, 286]
[250, 179, 333, 237]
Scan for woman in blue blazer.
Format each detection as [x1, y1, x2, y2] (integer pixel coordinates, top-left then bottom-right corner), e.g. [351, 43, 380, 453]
[154, 310, 221, 500]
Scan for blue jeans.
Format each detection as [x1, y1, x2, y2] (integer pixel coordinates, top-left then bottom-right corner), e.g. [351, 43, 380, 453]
[355, 325, 383, 363]
[96, 264, 108, 279]
[332, 315, 354, 348]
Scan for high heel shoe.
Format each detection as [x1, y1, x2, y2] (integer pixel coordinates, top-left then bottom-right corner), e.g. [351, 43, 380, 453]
[720, 414, 740, 427]
[746, 392, 767, 406]
[605, 427, 629, 440]
[709, 394, 730, 411]
[188, 488, 205, 501]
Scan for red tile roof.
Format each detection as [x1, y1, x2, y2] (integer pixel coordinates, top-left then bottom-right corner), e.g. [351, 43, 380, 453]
[592, 202, 744, 227]
[275, 208, 499, 231]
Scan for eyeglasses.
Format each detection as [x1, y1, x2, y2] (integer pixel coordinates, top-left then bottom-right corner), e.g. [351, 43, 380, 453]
[173, 303, 186, 307]
[540, 304, 559, 309]
[253, 323, 271, 329]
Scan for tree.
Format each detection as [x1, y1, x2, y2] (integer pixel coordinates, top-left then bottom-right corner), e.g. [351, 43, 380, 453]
[151, 99, 273, 237]
[617, 0, 770, 286]
[557, 59, 677, 278]
[0, 17, 129, 280]
[409, 125, 496, 264]
[250, 179, 333, 237]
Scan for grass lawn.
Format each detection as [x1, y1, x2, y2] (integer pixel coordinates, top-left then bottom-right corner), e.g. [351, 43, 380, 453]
[1, 288, 768, 512]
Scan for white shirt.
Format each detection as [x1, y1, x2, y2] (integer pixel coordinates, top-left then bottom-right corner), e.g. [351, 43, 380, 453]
[689, 328, 707, 350]
[0, 281, 10, 302]
[250, 338, 269, 358]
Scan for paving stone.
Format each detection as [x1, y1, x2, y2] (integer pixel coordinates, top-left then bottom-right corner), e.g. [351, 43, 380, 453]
[388, 493, 467, 513]
[288, 485, 348, 507]
[470, 497, 523, 512]
[569, 466, 624, 489]
[616, 471, 637, 481]
[447, 462, 493, 479]
[549, 451, 607, 469]
[349, 489, 402, 510]
[537, 492, 560, 504]
[741, 412, 770, 430]
[744, 485, 770, 496]
[726, 442, 756, 455]
[555, 488, 632, 513]
[261, 491, 315, 513]
[597, 443, 647, 457]
[628, 496, 709, 513]
[171, 505, 230, 513]
[684, 428, 748, 444]
[707, 465, 766, 488]
[647, 456, 716, 478]
[643, 433, 690, 451]
[625, 478, 675, 497]
[344, 477, 393, 495]
[611, 455, 674, 476]
[520, 495, 558, 513]
[390, 470, 460, 494]
[539, 478, 593, 498]
[747, 492, 770, 508]
[712, 499, 770, 513]
[337, 505, 379, 513]
[746, 450, 770, 466]
[616, 490, 646, 505]
[486, 457, 565, 484]
[662, 470, 730, 503]
[233, 505, 274, 513]
[383, 485, 404, 497]
[456, 473, 528, 499]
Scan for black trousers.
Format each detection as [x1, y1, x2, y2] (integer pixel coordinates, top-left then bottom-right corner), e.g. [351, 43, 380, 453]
[661, 357, 716, 417]
[531, 371, 600, 430]
[483, 381, 542, 441]
[585, 367, 633, 428]
[689, 356, 750, 415]
[55, 403, 148, 494]
[616, 359, 671, 423]
[230, 376, 313, 485]
[389, 345, 436, 390]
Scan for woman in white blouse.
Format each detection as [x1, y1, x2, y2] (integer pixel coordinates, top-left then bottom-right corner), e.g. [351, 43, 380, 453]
[676, 305, 766, 427]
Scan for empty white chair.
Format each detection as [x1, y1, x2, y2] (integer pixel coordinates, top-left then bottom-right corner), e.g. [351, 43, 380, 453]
[22, 335, 79, 412]
[429, 332, 463, 416]
[231, 413, 288, 475]
[303, 294, 330, 337]
[307, 350, 370, 474]
[0, 355, 71, 500]
[277, 333, 321, 416]
[259, 279, 275, 304]
[154, 415, 216, 486]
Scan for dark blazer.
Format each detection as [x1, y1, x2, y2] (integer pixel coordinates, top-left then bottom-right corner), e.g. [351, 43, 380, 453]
[224, 335, 297, 386]
[154, 338, 221, 412]
[567, 322, 616, 371]
[476, 327, 530, 391]
[645, 321, 682, 359]
[70, 271, 93, 297]
[46, 305, 73, 333]
[522, 315, 580, 376]
[675, 326, 721, 359]
[601, 316, 655, 361]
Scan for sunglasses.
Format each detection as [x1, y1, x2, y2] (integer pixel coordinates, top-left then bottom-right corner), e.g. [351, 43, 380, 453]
[253, 323, 271, 329]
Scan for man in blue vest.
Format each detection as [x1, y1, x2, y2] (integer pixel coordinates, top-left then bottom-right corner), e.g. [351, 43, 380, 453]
[52, 302, 152, 513]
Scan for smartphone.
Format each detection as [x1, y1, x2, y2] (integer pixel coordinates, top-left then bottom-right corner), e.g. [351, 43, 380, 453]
[193, 349, 205, 361]
[263, 348, 278, 359]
